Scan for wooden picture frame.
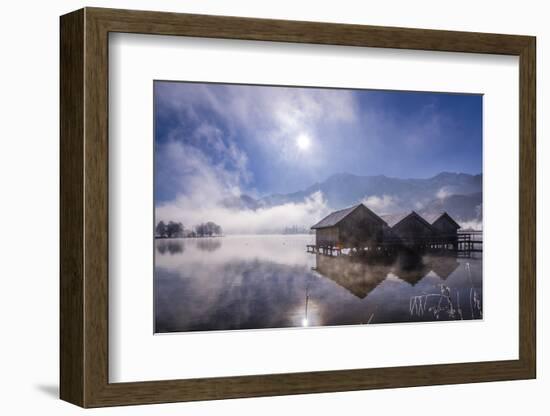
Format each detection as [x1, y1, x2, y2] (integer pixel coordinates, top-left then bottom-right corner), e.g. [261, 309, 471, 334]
[60, 7, 536, 408]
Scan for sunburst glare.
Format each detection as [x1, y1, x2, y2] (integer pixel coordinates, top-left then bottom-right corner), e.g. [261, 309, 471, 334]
[296, 133, 312, 151]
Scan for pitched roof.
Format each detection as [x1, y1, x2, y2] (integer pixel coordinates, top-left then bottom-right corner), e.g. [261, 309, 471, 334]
[311, 204, 361, 229]
[311, 204, 387, 229]
[380, 212, 410, 228]
[422, 212, 444, 224]
[381, 211, 435, 230]
[423, 211, 461, 228]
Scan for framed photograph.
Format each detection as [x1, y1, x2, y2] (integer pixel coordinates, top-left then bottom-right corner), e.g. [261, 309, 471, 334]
[60, 7, 536, 407]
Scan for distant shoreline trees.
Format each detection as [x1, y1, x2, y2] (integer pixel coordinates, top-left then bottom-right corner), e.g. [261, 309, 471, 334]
[283, 225, 314, 235]
[155, 220, 223, 239]
[195, 221, 223, 237]
[155, 221, 184, 238]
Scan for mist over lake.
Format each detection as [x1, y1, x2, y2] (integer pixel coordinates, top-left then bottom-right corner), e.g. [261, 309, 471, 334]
[155, 235, 482, 333]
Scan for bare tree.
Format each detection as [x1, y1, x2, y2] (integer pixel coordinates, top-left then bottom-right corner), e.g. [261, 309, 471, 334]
[195, 222, 222, 237]
[166, 221, 184, 238]
[155, 221, 167, 238]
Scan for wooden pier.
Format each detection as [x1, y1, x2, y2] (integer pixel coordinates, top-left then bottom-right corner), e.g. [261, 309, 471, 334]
[456, 231, 482, 256]
[307, 244, 343, 256]
[307, 231, 482, 257]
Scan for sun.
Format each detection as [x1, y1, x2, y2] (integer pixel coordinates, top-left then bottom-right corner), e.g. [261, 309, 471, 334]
[296, 134, 311, 151]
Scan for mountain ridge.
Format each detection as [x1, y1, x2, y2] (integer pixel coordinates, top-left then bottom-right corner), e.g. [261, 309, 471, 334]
[221, 172, 482, 224]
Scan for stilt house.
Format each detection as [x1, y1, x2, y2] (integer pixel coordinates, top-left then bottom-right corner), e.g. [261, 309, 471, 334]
[310, 204, 388, 248]
[423, 212, 461, 237]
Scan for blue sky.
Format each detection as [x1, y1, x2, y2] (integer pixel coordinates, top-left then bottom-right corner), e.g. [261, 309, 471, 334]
[154, 81, 482, 204]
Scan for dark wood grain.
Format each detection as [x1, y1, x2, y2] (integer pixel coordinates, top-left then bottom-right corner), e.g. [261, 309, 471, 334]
[59, 8, 84, 407]
[60, 7, 537, 408]
[89, 7, 532, 55]
[83, 10, 110, 406]
[518, 38, 536, 376]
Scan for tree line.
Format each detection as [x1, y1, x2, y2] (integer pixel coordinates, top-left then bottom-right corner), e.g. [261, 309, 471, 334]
[155, 220, 223, 238]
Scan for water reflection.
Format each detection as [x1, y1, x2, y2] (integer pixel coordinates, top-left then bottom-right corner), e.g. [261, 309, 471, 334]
[196, 238, 222, 252]
[429, 256, 460, 280]
[314, 255, 389, 299]
[156, 239, 185, 255]
[313, 252, 461, 296]
[154, 235, 482, 333]
[393, 252, 431, 286]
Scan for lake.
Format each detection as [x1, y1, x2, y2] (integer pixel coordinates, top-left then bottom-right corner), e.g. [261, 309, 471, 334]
[155, 234, 482, 333]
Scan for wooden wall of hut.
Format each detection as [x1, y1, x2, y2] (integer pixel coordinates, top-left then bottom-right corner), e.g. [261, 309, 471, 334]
[432, 215, 460, 237]
[337, 206, 385, 248]
[391, 215, 434, 240]
[315, 226, 339, 246]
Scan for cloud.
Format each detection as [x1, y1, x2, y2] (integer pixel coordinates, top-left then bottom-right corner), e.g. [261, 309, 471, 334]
[154, 94, 334, 233]
[361, 194, 400, 214]
[414, 201, 425, 210]
[154, 82, 360, 231]
[155, 82, 359, 170]
[458, 219, 483, 231]
[155, 114, 331, 234]
[156, 191, 330, 235]
[436, 187, 452, 200]
[155, 138, 247, 204]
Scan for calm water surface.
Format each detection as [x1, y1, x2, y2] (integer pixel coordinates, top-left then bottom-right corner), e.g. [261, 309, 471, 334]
[155, 235, 482, 333]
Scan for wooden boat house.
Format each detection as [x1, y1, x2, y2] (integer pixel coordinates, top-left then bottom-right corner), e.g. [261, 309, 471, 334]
[424, 212, 461, 236]
[308, 204, 469, 256]
[310, 204, 387, 249]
